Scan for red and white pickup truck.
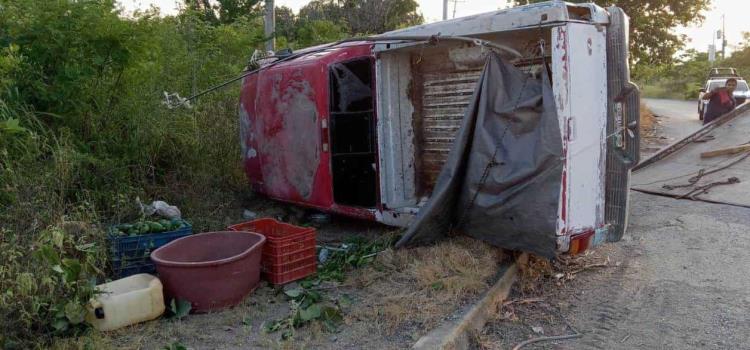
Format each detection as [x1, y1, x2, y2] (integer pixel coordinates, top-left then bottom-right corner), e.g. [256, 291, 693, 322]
[239, 1, 639, 255]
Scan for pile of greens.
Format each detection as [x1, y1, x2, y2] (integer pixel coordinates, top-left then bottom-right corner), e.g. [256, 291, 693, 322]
[111, 219, 185, 236]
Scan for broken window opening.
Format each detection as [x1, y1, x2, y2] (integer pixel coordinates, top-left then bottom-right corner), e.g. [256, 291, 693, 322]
[329, 58, 377, 208]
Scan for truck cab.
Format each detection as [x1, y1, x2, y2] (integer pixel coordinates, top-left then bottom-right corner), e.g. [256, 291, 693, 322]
[239, 1, 639, 255]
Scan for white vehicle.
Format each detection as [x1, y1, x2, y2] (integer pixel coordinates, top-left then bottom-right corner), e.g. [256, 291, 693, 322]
[698, 78, 750, 120]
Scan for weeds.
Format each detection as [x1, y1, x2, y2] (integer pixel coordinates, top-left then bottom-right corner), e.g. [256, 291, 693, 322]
[264, 287, 344, 340]
[0, 222, 106, 347]
[316, 234, 399, 282]
[0, 1, 262, 347]
[162, 341, 187, 350]
[261, 235, 396, 340]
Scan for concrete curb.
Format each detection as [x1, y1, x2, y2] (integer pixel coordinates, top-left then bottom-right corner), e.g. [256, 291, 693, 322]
[413, 254, 526, 350]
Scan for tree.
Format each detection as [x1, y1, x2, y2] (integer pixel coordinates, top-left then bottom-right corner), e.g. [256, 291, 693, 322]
[299, 0, 423, 35]
[721, 32, 750, 78]
[339, 0, 423, 34]
[295, 20, 347, 47]
[513, 0, 710, 70]
[184, 0, 262, 24]
[216, 0, 262, 23]
[275, 6, 298, 41]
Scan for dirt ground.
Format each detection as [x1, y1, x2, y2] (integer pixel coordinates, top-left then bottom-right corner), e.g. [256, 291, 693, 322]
[474, 105, 750, 349]
[107, 202, 508, 350]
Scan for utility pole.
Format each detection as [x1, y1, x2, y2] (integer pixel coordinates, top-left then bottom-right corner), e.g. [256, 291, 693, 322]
[452, 0, 466, 19]
[443, 0, 448, 20]
[264, 0, 275, 53]
[721, 14, 726, 60]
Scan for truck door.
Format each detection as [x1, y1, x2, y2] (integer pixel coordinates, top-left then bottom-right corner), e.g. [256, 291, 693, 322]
[329, 58, 378, 208]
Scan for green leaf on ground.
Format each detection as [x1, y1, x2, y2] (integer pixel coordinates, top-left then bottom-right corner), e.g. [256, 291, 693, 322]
[338, 294, 353, 308]
[283, 288, 303, 299]
[321, 305, 343, 324]
[298, 304, 321, 322]
[169, 298, 191, 319]
[162, 342, 187, 350]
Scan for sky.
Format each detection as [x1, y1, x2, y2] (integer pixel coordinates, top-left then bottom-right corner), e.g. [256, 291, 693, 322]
[118, 0, 750, 54]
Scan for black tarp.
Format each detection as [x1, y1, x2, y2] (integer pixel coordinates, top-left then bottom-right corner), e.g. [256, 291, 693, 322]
[395, 52, 563, 258]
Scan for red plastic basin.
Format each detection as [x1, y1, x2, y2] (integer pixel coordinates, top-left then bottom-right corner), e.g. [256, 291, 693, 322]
[150, 231, 265, 313]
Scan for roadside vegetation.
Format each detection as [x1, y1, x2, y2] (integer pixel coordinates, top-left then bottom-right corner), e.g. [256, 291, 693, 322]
[639, 33, 750, 100]
[0, 0, 420, 348]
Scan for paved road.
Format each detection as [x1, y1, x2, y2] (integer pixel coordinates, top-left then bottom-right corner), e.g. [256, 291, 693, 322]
[557, 192, 750, 349]
[643, 98, 703, 144]
[485, 196, 750, 350]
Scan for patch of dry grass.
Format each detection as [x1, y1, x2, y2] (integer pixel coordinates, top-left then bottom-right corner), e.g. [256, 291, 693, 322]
[640, 102, 657, 136]
[518, 255, 555, 294]
[516, 248, 614, 297]
[349, 237, 506, 335]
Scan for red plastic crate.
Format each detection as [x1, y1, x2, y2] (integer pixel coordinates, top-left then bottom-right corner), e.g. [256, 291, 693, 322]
[263, 255, 317, 274]
[263, 263, 317, 285]
[228, 218, 314, 243]
[228, 218, 317, 284]
[265, 235, 316, 255]
[263, 245, 316, 266]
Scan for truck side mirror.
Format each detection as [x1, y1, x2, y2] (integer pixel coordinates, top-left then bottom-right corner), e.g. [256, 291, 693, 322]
[700, 88, 706, 93]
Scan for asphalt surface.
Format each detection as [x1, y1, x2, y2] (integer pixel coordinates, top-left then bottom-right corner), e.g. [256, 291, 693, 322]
[643, 98, 704, 143]
[569, 99, 750, 349]
[554, 191, 750, 349]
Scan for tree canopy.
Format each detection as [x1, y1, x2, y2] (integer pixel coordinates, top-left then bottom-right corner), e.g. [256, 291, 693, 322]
[184, 0, 263, 24]
[298, 0, 423, 35]
[182, 0, 424, 49]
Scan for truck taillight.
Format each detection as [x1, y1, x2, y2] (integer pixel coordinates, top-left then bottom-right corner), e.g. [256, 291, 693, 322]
[568, 229, 595, 255]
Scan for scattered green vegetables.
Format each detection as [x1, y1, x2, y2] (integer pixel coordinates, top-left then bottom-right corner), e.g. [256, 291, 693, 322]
[264, 285, 344, 340]
[316, 235, 398, 282]
[111, 219, 184, 236]
[263, 234, 398, 340]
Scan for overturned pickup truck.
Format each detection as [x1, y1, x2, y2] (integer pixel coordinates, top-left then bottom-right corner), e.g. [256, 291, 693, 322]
[239, 1, 639, 257]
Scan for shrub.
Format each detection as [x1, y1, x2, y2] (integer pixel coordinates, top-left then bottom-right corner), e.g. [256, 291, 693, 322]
[0, 1, 265, 346]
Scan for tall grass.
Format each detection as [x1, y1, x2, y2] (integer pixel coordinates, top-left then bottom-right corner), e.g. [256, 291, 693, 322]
[0, 1, 265, 347]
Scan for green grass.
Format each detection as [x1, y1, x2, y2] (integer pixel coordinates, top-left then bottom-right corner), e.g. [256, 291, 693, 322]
[0, 2, 262, 347]
[640, 83, 687, 100]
